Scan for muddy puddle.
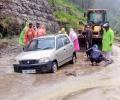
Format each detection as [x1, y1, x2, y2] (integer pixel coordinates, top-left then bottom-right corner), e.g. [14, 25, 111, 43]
[0, 38, 120, 100]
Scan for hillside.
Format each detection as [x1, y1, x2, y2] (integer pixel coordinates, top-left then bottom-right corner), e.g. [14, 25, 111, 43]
[48, 0, 86, 30]
[0, 0, 87, 37]
[1, 0, 119, 37]
[0, 0, 59, 37]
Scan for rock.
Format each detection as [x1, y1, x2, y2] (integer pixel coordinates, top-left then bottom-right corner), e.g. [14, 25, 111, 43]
[65, 71, 77, 77]
[0, 0, 59, 32]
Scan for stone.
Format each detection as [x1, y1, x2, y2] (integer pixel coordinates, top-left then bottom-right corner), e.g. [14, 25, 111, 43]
[0, 0, 59, 32]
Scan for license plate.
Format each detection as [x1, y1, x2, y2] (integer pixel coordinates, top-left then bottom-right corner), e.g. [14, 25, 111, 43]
[22, 69, 36, 74]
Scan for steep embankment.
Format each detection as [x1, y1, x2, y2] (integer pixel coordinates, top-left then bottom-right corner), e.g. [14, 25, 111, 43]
[0, 0, 59, 32]
[48, 0, 86, 29]
[0, 0, 86, 34]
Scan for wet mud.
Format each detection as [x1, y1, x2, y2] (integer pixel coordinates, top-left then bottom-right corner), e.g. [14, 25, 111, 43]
[0, 38, 120, 100]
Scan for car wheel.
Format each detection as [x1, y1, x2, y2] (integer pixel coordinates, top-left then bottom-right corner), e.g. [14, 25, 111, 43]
[51, 62, 58, 73]
[14, 66, 21, 73]
[69, 54, 76, 64]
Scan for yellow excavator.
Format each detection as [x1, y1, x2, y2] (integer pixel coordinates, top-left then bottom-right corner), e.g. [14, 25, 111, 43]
[78, 9, 108, 48]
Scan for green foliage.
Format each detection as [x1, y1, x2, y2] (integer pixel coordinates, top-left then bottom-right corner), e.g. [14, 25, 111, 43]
[48, 0, 86, 29]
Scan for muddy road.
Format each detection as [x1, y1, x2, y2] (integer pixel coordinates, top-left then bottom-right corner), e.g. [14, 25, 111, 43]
[0, 38, 120, 100]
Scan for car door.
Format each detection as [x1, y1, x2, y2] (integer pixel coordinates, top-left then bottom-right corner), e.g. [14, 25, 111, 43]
[55, 37, 66, 66]
[62, 35, 74, 62]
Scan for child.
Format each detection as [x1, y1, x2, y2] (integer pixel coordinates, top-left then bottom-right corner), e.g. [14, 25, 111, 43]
[86, 44, 105, 66]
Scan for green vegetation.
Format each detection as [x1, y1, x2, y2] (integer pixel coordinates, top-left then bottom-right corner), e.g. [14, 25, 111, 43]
[48, 0, 86, 30]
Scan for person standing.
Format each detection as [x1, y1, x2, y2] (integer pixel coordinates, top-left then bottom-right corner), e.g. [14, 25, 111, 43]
[58, 28, 67, 34]
[36, 23, 40, 29]
[69, 28, 80, 58]
[19, 21, 29, 46]
[85, 24, 93, 49]
[35, 24, 46, 37]
[35, 23, 40, 36]
[24, 23, 35, 45]
[102, 23, 114, 64]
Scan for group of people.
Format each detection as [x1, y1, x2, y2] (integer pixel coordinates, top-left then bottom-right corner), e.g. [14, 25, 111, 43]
[85, 23, 114, 66]
[19, 22, 80, 53]
[25, 23, 46, 45]
[59, 24, 114, 66]
[19, 21, 114, 66]
[19, 22, 46, 45]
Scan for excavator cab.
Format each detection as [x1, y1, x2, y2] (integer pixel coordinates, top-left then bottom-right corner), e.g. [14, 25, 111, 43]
[85, 9, 107, 37]
[78, 9, 108, 49]
[87, 9, 107, 25]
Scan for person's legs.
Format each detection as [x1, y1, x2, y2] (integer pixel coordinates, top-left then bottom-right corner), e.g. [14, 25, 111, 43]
[89, 39, 92, 48]
[86, 40, 92, 49]
[95, 56, 104, 66]
[90, 57, 95, 66]
[107, 52, 113, 64]
[103, 51, 113, 65]
[74, 52, 77, 59]
[103, 52, 109, 60]
[86, 41, 89, 49]
[106, 52, 112, 60]
[74, 39, 80, 52]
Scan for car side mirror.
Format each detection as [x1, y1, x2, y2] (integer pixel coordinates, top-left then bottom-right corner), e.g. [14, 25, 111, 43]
[23, 47, 25, 51]
[23, 45, 28, 51]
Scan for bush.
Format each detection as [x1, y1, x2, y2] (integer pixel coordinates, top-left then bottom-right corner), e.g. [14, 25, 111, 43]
[0, 15, 21, 38]
[48, 0, 86, 30]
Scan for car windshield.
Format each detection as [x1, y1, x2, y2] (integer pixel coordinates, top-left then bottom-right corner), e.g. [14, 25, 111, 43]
[24, 37, 55, 51]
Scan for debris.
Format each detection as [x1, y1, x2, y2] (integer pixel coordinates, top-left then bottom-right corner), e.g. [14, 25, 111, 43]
[65, 71, 77, 77]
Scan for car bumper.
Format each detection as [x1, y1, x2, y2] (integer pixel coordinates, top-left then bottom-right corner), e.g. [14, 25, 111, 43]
[13, 61, 53, 73]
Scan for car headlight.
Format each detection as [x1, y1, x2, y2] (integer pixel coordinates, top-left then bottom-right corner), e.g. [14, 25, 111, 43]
[38, 58, 50, 64]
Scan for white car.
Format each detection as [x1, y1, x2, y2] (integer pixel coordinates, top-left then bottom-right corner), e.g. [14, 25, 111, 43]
[13, 34, 76, 73]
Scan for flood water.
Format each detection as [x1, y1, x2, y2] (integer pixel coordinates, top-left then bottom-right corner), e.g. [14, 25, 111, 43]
[0, 45, 120, 100]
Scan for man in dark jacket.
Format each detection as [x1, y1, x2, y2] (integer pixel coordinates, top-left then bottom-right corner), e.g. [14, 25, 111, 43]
[85, 24, 93, 49]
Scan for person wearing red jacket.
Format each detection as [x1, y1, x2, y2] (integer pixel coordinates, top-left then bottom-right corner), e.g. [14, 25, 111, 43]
[24, 23, 35, 45]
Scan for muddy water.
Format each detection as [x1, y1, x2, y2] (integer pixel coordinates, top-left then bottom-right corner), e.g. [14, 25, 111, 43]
[58, 46, 120, 100]
[0, 45, 120, 100]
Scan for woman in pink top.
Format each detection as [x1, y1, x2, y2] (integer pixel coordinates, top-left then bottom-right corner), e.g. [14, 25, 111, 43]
[69, 28, 80, 52]
[35, 24, 46, 37]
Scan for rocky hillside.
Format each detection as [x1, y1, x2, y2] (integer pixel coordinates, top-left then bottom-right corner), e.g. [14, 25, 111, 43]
[0, 0, 59, 33]
[0, 0, 87, 37]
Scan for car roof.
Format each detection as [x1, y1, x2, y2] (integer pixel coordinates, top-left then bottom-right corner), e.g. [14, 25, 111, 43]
[34, 34, 67, 40]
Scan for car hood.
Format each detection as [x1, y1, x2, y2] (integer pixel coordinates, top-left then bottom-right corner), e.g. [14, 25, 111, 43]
[16, 49, 55, 60]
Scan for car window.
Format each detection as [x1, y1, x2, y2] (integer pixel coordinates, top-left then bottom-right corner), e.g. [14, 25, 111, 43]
[62, 36, 70, 45]
[37, 38, 55, 50]
[24, 37, 55, 51]
[25, 40, 37, 51]
[56, 37, 64, 49]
